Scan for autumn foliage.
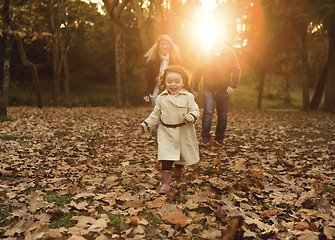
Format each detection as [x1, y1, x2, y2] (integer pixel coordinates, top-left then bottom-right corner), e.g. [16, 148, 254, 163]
[0, 107, 334, 239]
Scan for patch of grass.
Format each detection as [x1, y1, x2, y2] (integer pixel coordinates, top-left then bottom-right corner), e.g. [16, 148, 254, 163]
[143, 212, 161, 227]
[97, 207, 124, 233]
[107, 214, 124, 233]
[219, 167, 228, 173]
[20, 184, 44, 195]
[191, 218, 206, 226]
[206, 165, 215, 173]
[265, 170, 277, 175]
[54, 130, 71, 138]
[214, 194, 222, 200]
[0, 134, 17, 141]
[110, 157, 120, 165]
[37, 164, 46, 172]
[122, 183, 138, 191]
[178, 194, 187, 204]
[0, 204, 12, 227]
[34, 208, 45, 215]
[0, 115, 12, 122]
[231, 171, 243, 176]
[49, 211, 77, 229]
[75, 197, 93, 205]
[192, 236, 207, 240]
[286, 130, 304, 138]
[322, 184, 335, 194]
[19, 135, 33, 140]
[228, 72, 304, 110]
[38, 148, 49, 155]
[43, 192, 72, 206]
[61, 179, 73, 184]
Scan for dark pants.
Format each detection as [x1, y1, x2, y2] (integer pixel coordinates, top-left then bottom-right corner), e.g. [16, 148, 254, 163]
[201, 89, 230, 142]
[161, 161, 183, 171]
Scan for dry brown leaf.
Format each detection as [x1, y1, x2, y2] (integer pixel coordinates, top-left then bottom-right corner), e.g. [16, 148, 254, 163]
[162, 212, 189, 227]
[251, 170, 265, 180]
[324, 226, 335, 239]
[260, 209, 278, 218]
[214, 157, 221, 166]
[201, 229, 222, 239]
[1, 107, 334, 239]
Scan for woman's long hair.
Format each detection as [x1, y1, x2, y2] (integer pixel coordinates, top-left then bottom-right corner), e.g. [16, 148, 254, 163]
[144, 35, 181, 64]
[160, 65, 192, 93]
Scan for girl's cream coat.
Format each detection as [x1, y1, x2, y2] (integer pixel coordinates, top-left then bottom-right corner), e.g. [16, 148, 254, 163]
[143, 89, 200, 165]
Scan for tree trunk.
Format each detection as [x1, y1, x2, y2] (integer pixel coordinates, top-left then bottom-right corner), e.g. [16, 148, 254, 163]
[310, 62, 328, 110]
[257, 68, 266, 110]
[132, 0, 150, 50]
[0, 37, 13, 116]
[50, 11, 61, 104]
[102, 0, 131, 107]
[154, 0, 164, 35]
[15, 36, 43, 108]
[0, 0, 13, 116]
[324, 10, 335, 112]
[115, 26, 127, 107]
[300, 26, 310, 110]
[256, 50, 268, 110]
[284, 74, 291, 104]
[60, 37, 71, 106]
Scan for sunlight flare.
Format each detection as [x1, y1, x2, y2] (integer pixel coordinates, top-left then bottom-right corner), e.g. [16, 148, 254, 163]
[194, 15, 222, 50]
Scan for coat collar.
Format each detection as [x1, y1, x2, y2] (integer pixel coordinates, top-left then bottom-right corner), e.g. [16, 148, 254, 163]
[161, 89, 189, 96]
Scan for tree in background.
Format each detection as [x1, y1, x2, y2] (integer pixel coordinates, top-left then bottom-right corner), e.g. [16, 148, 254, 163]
[102, 0, 132, 108]
[240, 0, 270, 110]
[1, 0, 334, 111]
[320, 1, 335, 112]
[0, 0, 14, 116]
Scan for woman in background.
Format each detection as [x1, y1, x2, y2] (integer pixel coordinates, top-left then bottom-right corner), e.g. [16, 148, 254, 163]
[143, 35, 181, 107]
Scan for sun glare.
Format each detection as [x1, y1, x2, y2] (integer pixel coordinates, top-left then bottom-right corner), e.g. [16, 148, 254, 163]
[194, 15, 222, 50]
[193, 0, 228, 50]
[82, 0, 105, 14]
[200, 0, 217, 11]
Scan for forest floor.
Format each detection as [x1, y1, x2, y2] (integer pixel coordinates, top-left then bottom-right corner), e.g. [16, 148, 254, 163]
[0, 106, 334, 240]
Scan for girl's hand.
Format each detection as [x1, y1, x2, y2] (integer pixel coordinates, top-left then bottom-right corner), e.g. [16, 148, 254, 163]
[143, 96, 150, 102]
[184, 114, 194, 123]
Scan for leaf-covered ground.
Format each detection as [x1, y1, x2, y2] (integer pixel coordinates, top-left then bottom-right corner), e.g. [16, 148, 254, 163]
[0, 107, 334, 240]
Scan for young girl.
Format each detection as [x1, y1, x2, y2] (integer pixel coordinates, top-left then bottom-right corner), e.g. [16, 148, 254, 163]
[140, 65, 200, 194]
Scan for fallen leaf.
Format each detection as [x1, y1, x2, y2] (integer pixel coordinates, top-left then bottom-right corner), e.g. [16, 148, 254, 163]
[162, 212, 189, 227]
[214, 157, 221, 166]
[260, 209, 278, 218]
[251, 170, 265, 180]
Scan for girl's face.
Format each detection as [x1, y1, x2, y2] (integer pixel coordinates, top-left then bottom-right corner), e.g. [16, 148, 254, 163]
[165, 72, 183, 95]
[159, 39, 171, 56]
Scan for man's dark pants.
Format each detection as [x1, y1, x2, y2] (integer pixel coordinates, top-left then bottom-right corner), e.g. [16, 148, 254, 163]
[201, 89, 230, 142]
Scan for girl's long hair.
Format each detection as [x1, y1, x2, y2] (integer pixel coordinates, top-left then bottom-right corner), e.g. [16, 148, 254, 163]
[144, 35, 181, 63]
[160, 65, 192, 93]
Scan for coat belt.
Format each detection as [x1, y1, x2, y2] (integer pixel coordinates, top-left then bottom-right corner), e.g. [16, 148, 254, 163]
[160, 119, 186, 128]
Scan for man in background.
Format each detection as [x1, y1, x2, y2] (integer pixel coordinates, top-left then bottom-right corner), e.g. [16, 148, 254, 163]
[193, 29, 241, 146]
